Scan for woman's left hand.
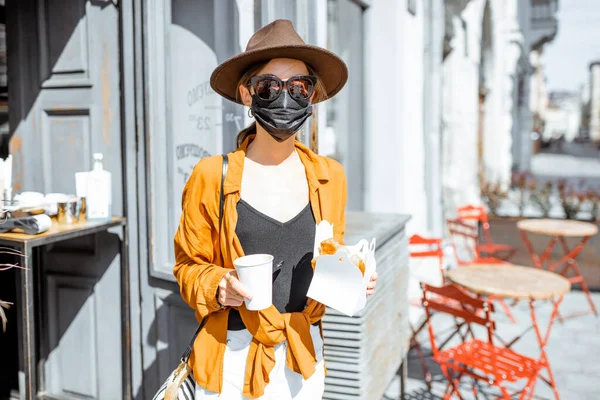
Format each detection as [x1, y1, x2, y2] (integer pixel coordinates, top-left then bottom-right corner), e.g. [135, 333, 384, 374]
[366, 272, 378, 296]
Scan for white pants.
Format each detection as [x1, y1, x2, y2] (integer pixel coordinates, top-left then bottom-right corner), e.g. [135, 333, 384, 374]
[195, 325, 325, 400]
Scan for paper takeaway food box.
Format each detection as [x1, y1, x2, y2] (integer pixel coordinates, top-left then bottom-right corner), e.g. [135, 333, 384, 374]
[307, 220, 377, 317]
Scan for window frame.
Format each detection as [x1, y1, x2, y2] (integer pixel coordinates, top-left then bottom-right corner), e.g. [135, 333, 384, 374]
[144, 0, 245, 280]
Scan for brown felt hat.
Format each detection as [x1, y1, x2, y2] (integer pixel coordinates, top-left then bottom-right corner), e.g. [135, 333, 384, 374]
[210, 19, 348, 104]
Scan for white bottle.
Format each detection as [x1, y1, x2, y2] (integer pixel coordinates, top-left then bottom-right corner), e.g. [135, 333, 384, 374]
[86, 153, 112, 221]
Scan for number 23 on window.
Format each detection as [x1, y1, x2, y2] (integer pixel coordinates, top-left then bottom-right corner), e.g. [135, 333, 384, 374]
[196, 116, 211, 131]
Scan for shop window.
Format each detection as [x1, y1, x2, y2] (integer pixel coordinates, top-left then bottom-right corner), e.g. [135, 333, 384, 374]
[146, 0, 246, 279]
[324, 0, 365, 211]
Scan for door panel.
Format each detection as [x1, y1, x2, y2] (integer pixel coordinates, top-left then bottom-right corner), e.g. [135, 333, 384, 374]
[40, 0, 92, 87]
[46, 274, 99, 399]
[40, 108, 92, 194]
[42, 231, 123, 399]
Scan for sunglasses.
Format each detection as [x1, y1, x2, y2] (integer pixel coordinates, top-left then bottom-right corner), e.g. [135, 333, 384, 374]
[249, 74, 317, 102]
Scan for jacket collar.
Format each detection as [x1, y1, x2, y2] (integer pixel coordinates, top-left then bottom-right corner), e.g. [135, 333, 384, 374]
[223, 135, 330, 195]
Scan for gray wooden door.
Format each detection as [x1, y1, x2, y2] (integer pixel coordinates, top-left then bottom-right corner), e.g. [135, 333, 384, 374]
[7, 0, 123, 398]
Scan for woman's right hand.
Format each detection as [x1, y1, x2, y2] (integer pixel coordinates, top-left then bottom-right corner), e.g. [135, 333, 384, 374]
[217, 271, 253, 307]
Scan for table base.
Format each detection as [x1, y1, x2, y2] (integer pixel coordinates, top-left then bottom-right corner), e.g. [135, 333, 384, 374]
[520, 231, 598, 321]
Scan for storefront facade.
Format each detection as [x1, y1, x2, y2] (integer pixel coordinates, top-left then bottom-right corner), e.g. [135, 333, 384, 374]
[4, 0, 557, 398]
[3, 1, 412, 399]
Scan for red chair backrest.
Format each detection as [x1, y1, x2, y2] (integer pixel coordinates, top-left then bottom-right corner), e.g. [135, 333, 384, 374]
[421, 283, 495, 354]
[409, 234, 445, 284]
[457, 204, 493, 243]
[457, 204, 488, 222]
[409, 234, 443, 258]
[446, 218, 481, 265]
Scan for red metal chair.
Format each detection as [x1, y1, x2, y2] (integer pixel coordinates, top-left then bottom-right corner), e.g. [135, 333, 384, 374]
[446, 218, 517, 324]
[422, 283, 542, 400]
[457, 205, 517, 261]
[408, 234, 446, 387]
[446, 218, 507, 266]
[409, 234, 446, 284]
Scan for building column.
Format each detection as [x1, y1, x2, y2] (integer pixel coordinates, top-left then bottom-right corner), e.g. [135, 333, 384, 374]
[442, 0, 481, 216]
[363, 0, 407, 214]
[422, 0, 445, 236]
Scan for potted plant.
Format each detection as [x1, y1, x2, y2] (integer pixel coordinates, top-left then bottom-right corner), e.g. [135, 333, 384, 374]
[588, 188, 600, 222]
[480, 180, 507, 217]
[556, 179, 587, 220]
[529, 178, 553, 218]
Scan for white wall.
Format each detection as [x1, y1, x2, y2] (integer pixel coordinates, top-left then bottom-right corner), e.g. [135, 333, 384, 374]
[486, 0, 524, 181]
[422, 0, 445, 237]
[442, 0, 485, 215]
[482, 0, 511, 185]
[364, 0, 539, 232]
[364, 0, 420, 227]
[400, 1, 428, 234]
[529, 49, 548, 122]
[442, 0, 530, 209]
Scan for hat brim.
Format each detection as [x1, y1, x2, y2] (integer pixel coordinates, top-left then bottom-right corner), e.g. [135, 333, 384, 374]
[210, 44, 348, 104]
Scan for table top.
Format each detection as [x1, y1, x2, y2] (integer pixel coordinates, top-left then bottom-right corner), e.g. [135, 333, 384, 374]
[0, 217, 126, 246]
[447, 264, 571, 300]
[517, 218, 598, 237]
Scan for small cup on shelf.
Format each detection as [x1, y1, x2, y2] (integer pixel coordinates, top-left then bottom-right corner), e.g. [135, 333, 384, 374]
[57, 197, 81, 225]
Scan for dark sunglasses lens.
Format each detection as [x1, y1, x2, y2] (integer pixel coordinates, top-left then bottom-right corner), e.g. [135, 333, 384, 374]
[255, 77, 281, 100]
[288, 78, 314, 100]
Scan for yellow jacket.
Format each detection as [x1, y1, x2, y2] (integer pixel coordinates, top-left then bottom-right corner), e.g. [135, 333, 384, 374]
[173, 136, 347, 398]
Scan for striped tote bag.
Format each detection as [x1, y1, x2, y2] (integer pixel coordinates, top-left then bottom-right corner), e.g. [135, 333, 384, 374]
[151, 354, 197, 400]
[152, 315, 207, 400]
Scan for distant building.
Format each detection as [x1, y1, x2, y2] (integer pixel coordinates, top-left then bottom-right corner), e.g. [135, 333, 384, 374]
[589, 61, 600, 142]
[543, 91, 582, 142]
[530, 48, 549, 138]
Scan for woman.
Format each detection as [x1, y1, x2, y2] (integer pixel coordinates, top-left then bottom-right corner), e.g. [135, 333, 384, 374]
[173, 20, 377, 399]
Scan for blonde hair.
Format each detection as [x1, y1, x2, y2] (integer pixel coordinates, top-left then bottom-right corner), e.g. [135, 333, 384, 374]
[235, 63, 328, 148]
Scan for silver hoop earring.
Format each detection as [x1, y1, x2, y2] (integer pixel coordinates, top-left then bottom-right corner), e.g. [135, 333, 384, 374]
[248, 108, 254, 118]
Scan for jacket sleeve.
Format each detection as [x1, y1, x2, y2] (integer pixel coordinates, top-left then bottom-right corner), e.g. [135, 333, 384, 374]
[332, 161, 348, 245]
[173, 159, 229, 317]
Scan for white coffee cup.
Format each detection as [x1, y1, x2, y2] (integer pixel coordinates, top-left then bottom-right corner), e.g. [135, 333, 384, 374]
[233, 254, 273, 311]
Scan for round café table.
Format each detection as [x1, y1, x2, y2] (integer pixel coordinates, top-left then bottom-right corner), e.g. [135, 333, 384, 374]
[517, 218, 598, 320]
[448, 264, 570, 400]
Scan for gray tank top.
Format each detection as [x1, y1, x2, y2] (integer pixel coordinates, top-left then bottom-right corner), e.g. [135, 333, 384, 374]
[228, 199, 316, 330]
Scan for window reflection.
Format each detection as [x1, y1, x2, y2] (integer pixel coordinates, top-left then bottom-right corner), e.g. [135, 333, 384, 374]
[326, 0, 364, 211]
[166, 0, 243, 263]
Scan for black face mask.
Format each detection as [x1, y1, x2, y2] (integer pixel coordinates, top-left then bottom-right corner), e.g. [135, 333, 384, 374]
[250, 91, 312, 142]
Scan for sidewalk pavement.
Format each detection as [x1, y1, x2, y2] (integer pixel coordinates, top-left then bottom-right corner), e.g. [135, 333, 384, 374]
[532, 143, 600, 191]
[539, 142, 599, 159]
